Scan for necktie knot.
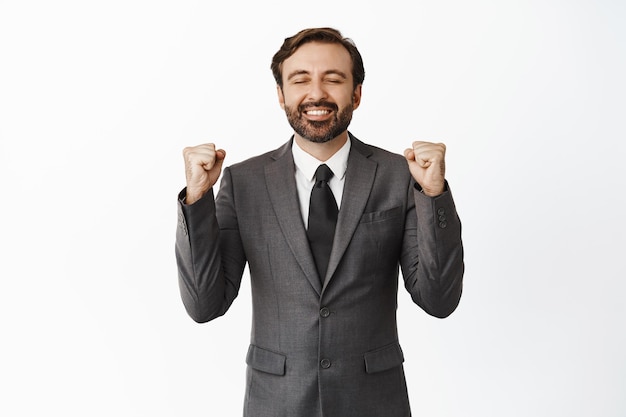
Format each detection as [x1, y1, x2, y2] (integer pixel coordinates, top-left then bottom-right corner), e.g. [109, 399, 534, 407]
[314, 164, 334, 185]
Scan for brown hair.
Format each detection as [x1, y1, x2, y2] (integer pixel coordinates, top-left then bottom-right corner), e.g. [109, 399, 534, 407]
[271, 27, 365, 90]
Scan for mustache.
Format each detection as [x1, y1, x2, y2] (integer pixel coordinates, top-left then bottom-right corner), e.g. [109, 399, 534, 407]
[299, 100, 339, 113]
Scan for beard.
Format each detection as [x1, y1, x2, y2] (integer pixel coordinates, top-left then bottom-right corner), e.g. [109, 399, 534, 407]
[284, 100, 354, 144]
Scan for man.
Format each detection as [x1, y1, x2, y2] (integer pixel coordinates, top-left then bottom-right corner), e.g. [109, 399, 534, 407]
[176, 27, 464, 417]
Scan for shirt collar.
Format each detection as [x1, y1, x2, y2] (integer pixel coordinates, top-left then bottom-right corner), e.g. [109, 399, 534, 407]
[292, 136, 351, 182]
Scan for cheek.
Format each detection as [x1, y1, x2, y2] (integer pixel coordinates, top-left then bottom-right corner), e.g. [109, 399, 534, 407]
[282, 86, 312, 105]
[280, 94, 299, 110]
[332, 89, 356, 106]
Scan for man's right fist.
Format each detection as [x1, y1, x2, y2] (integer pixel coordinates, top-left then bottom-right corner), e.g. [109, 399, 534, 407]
[182, 143, 226, 204]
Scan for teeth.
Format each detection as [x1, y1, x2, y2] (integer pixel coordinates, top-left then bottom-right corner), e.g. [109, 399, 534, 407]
[306, 110, 330, 116]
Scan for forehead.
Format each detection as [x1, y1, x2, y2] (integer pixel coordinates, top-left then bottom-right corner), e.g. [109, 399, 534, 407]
[282, 41, 353, 77]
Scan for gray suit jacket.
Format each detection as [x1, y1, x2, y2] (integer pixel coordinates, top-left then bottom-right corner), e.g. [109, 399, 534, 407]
[175, 134, 464, 417]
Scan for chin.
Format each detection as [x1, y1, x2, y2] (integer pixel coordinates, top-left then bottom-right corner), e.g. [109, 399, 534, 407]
[303, 134, 336, 144]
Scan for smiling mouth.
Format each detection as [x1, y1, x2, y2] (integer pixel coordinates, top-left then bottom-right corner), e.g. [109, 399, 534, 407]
[300, 100, 338, 117]
[305, 109, 332, 116]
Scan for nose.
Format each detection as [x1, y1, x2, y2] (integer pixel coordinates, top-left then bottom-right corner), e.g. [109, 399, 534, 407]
[307, 79, 328, 102]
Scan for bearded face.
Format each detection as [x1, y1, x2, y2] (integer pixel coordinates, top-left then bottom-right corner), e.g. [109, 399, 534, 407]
[277, 42, 362, 144]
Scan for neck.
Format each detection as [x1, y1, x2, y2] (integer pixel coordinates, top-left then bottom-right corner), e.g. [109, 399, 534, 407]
[294, 132, 348, 162]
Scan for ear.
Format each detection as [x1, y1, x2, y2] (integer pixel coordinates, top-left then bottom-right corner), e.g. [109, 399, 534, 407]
[277, 85, 285, 109]
[352, 84, 362, 110]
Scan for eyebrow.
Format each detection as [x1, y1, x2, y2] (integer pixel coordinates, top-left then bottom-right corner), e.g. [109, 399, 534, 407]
[286, 69, 348, 81]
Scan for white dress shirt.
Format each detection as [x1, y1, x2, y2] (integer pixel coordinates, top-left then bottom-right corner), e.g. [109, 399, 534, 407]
[292, 137, 351, 229]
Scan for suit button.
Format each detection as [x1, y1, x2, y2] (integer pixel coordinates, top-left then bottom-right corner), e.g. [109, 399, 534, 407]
[320, 307, 330, 318]
[437, 208, 445, 216]
[439, 221, 447, 229]
[320, 359, 331, 369]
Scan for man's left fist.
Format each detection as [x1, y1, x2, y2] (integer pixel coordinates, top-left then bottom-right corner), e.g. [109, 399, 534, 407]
[404, 141, 446, 197]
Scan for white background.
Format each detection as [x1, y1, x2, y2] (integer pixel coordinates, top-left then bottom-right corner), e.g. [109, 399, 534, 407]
[1, 1, 625, 416]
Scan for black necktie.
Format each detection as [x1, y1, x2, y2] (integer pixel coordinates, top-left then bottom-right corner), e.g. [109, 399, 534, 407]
[307, 164, 338, 281]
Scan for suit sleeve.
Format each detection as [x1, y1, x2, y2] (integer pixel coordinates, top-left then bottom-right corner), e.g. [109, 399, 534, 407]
[175, 167, 247, 323]
[400, 181, 464, 318]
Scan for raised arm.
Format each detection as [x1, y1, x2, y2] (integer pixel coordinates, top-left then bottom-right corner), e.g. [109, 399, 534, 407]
[175, 144, 246, 322]
[401, 141, 464, 318]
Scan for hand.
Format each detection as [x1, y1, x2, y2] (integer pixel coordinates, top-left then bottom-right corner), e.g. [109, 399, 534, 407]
[182, 143, 226, 204]
[404, 141, 446, 197]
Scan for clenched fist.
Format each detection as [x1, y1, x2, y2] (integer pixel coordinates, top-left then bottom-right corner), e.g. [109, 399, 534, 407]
[404, 141, 446, 197]
[183, 143, 226, 204]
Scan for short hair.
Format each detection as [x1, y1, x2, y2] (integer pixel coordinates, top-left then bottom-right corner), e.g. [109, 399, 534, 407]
[271, 27, 365, 90]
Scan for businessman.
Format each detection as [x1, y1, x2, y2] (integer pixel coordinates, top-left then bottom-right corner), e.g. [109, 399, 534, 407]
[176, 27, 464, 417]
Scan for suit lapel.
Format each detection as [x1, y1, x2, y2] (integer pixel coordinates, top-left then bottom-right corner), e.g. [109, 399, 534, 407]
[323, 137, 377, 289]
[265, 139, 322, 294]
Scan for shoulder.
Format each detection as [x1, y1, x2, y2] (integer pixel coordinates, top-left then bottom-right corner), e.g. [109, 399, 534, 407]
[350, 133, 408, 168]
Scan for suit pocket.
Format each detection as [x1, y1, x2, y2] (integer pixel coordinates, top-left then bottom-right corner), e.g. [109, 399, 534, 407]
[360, 205, 402, 224]
[364, 342, 405, 374]
[246, 344, 286, 376]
